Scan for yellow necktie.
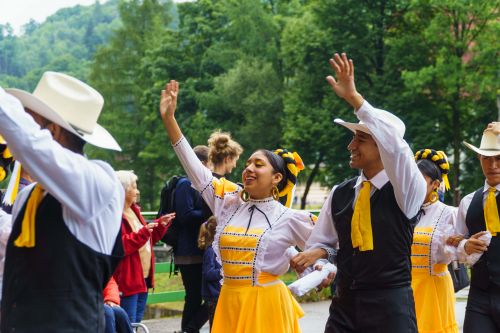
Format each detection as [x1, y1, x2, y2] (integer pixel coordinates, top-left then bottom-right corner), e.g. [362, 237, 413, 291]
[484, 187, 500, 236]
[14, 184, 44, 248]
[351, 181, 373, 251]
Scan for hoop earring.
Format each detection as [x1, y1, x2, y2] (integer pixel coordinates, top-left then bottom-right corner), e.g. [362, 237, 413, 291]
[240, 189, 250, 202]
[429, 190, 439, 203]
[272, 186, 280, 201]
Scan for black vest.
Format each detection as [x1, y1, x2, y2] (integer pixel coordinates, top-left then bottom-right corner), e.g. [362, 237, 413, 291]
[465, 188, 500, 290]
[1, 191, 123, 333]
[331, 178, 417, 290]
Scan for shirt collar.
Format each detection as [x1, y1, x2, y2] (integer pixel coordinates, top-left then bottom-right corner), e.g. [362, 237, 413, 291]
[247, 196, 279, 212]
[482, 181, 500, 193]
[354, 169, 389, 190]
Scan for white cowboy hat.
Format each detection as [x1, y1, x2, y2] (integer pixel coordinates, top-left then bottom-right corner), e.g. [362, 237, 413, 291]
[6, 71, 121, 151]
[464, 131, 500, 157]
[334, 109, 406, 138]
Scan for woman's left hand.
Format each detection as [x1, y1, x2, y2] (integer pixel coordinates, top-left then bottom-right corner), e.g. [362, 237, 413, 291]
[446, 235, 464, 247]
[158, 212, 176, 227]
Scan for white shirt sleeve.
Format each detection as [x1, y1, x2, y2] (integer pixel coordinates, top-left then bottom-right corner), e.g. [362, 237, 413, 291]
[431, 205, 457, 265]
[172, 136, 217, 213]
[305, 187, 339, 251]
[356, 101, 426, 219]
[456, 192, 476, 263]
[0, 88, 123, 254]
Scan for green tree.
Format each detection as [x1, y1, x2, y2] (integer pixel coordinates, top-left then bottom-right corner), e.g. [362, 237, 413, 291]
[400, 0, 499, 203]
[89, 0, 173, 209]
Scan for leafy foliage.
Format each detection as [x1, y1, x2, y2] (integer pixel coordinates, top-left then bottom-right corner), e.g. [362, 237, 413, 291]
[0, 0, 498, 209]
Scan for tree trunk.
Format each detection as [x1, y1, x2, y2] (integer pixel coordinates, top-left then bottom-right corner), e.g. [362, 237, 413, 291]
[452, 65, 461, 206]
[300, 152, 324, 209]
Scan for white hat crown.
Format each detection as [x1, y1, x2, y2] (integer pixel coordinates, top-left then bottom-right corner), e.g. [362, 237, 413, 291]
[6, 72, 120, 151]
[33, 72, 104, 134]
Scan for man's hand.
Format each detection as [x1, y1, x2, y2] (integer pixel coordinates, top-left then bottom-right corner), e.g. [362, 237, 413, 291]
[160, 80, 179, 121]
[315, 264, 336, 290]
[290, 248, 327, 274]
[464, 231, 489, 255]
[485, 122, 500, 135]
[326, 53, 364, 110]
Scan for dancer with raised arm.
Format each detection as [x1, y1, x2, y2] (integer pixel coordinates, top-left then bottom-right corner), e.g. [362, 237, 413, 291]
[159, 80, 315, 333]
[291, 53, 426, 333]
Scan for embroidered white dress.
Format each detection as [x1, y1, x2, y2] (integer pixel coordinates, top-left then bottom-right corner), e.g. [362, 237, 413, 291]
[173, 136, 316, 333]
[411, 201, 458, 333]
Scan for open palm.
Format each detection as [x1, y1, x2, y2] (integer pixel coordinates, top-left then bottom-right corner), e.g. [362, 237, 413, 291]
[160, 80, 179, 120]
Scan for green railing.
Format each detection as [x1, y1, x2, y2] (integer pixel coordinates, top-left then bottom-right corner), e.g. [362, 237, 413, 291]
[147, 262, 185, 304]
[143, 210, 320, 304]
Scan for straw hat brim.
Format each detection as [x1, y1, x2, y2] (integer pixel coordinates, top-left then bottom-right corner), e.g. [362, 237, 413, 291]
[463, 141, 500, 157]
[334, 118, 371, 135]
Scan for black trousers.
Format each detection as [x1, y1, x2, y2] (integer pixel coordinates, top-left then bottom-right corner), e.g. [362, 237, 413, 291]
[464, 286, 500, 333]
[325, 286, 417, 333]
[178, 264, 208, 333]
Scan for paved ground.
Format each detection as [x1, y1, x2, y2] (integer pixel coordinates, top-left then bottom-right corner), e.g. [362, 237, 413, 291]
[142, 288, 469, 333]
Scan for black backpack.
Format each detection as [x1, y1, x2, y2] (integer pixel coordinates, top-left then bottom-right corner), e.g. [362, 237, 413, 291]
[157, 175, 186, 248]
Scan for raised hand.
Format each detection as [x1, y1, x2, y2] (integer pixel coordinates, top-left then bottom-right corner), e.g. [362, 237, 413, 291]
[326, 53, 364, 109]
[485, 122, 500, 135]
[160, 80, 179, 120]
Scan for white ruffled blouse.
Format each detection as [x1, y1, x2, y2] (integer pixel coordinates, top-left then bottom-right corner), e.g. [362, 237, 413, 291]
[417, 200, 457, 268]
[172, 136, 316, 276]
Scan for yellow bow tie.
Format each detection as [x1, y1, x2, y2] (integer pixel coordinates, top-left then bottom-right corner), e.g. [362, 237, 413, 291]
[351, 181, 373, 251]
[14, 184, 44, 248]
[484, 187, 500, 236]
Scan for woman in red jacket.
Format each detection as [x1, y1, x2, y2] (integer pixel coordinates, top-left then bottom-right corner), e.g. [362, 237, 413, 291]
[114, 170, 175, 323]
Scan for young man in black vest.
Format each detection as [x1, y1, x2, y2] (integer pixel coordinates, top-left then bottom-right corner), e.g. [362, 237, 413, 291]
[0, 72, 124, 332]
[290, 53, 426, 332]
[454, 122, 500, 332]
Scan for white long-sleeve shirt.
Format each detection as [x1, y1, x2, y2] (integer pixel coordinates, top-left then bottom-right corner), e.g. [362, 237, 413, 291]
[0, 87, 123, 254]
[305, 100, 427, 255]
[0, 208, 12, 300]
[455, 181, 500, 263]
[172, 136, 316, 276]
[418, 201, 457, 267]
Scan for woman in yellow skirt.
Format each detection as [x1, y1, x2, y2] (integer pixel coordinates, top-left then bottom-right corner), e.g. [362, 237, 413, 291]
[412, 149, 458, 333]
[159, 80, 316, 333]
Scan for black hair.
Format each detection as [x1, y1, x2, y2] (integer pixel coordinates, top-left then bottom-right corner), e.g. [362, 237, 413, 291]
[257, 149, 289, 192]
[417, 159, 442, 182]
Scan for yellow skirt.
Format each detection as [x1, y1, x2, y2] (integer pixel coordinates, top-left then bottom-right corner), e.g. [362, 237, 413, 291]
[411, 271, 458, 333]
[211, 280, 304, 333]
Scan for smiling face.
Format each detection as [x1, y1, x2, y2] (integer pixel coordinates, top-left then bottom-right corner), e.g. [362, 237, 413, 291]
[241, 151, 283, 200]
[347, 131, 383, 178]
[479, 154, 500, 187]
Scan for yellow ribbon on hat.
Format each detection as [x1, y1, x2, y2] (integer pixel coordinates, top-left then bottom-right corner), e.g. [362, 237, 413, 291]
[484, 187, 500, 236]
[351, 181, 373, 251]
[14, 184, 44, 248]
